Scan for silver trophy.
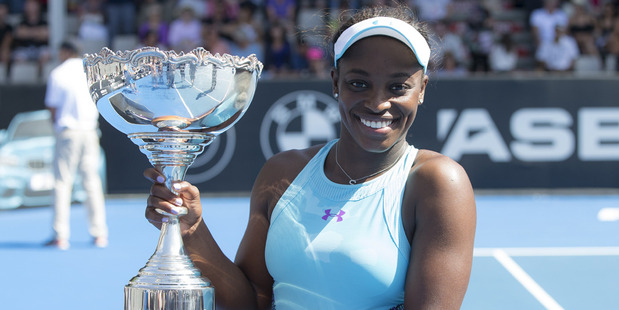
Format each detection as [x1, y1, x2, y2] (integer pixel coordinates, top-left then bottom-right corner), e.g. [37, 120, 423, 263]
[83, 47, 262, 310]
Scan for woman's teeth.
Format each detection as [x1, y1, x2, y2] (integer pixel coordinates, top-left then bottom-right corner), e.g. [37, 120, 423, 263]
[360, 118, 393, 129]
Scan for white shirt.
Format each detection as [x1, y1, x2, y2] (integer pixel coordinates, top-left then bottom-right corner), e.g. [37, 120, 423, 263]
[45, 57, 99, 132]
[530, 8, 568, 44]
[415, 0, 452, 22]
[489, 45, 518, 72]
[535, 35, 580, 71]
[168, 18, 202, 51]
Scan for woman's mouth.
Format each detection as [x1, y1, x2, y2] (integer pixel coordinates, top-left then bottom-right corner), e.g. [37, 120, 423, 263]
[360, 118, 393, 129]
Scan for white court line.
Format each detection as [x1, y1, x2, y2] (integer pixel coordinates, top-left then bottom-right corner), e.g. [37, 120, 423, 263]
[474, 246, 619, 257]
[598, 207, 619, 221]
[493, 249, 565, 310]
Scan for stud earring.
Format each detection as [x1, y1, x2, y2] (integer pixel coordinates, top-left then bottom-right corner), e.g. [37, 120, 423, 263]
[334, 93, 339, 99]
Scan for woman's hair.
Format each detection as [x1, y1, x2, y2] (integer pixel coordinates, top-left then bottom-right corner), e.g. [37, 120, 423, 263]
[329, 3, 434, 68]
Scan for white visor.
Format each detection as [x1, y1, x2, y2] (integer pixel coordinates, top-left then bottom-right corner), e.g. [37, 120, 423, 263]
[333, 16, 430, 73]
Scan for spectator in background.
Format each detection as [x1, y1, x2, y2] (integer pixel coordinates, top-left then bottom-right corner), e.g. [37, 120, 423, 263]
[568, 0, 597, 55]
[433, 20, 470, 72]
[296, 0, 329, 47]
[0, 2, 13, 66]
[138, 3, 169, 49]
[44, 41, 108, 250]
[530, 0, 568, 47]
[105, 0, 135, 44]
[136, 0, 160, 26]
[568, 0, 602, 73]
[177, 0, 208, 19]
[76, 0, 108, 43]
[140, 29, 167, 50]
[11, 0, 50, 76]
[263, 21, 293, 78]
[466, 4, 494, 73]
[603, 17, 619, 71]
[535, 25, 580, 72]
[265, 0, 297, 27]
[596, 2, 616, 59]
[305, 45, 328, 78]
[201, 20, 232, 55]
[168, 5, 202, 53]
[225, 0, 263, 60]
[434, 51, 469, 78]
[205, 0, 240, 23]
[489, 33, 519, 72]
[410, 0, 452, 22]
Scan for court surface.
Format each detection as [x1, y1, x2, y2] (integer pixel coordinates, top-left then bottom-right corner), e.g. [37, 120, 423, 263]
[1, 194, 618, 309]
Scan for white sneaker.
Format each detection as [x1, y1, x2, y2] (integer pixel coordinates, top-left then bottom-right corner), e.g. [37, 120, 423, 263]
[44, 239, 70, 250]
[93, 237, 108, 248]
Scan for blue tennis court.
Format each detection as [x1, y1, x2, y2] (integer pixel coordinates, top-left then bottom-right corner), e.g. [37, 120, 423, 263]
[1, 194, 618, 309]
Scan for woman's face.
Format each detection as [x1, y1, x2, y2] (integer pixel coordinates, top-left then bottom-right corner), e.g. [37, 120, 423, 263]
[332, 36, 428, 153]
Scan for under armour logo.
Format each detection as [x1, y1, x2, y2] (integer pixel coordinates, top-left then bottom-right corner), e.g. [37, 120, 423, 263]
[322, 209, 345, 222]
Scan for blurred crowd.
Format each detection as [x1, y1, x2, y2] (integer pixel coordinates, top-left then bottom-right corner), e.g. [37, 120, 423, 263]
[0, 0, 619, 83]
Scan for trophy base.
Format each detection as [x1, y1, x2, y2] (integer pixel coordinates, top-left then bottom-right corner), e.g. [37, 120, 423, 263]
[123, 214, 215, 310]
[125, 286, 214, 310]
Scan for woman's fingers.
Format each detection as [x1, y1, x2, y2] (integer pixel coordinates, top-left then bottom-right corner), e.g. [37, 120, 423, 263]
[144, 167, 165, 184]
[143, 168, 203, 235]
[145, 205, 165, 229]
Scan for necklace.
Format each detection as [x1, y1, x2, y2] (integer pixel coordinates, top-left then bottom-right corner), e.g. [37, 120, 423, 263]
[334, 142, 403, 185]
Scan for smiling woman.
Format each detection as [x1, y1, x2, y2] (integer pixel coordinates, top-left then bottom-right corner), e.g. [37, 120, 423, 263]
[143, 3, 477, 310]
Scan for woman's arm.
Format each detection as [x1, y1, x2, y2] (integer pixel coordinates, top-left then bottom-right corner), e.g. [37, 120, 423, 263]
[144, 147, 315, 310]
[144, 167, 271, 310]
[403, 153, 477, 309]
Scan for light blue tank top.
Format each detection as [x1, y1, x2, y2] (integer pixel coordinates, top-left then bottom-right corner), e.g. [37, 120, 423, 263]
[265, 139, 418, 309]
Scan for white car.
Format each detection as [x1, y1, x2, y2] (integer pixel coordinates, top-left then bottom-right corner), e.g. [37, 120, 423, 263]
[0, 110, 106, 210]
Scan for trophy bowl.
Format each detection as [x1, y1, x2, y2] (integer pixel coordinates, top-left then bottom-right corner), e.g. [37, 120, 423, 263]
[83, 47, 262, 310]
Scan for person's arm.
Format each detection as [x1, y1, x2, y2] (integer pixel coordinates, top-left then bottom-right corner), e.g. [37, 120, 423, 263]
[144, 168, 267, 310]
[144, 147, 313, 310]
[47, 107, 56, 125]
[529, 10, 540, 45]
[45, 74, 58, 125]
[403, 153, 476, 309]
[0, 30, 12, 63]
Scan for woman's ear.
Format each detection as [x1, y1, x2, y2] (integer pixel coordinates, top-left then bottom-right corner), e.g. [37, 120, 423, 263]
[418, 75, 429, 104]
[331, 68, 339, 97]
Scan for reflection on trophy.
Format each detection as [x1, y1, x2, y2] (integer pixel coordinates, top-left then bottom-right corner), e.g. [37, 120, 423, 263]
[83, 47, 263, 310]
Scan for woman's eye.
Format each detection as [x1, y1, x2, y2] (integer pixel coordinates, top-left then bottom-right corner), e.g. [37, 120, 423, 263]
[391, 84, 409, 92]
[350, 81, 367, 88]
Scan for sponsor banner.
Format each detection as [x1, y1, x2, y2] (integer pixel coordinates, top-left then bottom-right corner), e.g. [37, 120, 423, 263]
[413, 78, 619, 188]
[1, 79, 617, 193]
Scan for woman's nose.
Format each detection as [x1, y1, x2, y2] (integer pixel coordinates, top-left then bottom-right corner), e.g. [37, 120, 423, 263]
[366, 90, 392, 113]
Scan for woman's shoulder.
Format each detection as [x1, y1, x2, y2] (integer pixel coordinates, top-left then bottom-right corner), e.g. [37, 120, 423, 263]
[410, 149, 472, 190]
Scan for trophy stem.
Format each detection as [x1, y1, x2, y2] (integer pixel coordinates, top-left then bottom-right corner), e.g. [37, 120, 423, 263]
[125, 131, 216, 310]
[128, 131, 215, 193]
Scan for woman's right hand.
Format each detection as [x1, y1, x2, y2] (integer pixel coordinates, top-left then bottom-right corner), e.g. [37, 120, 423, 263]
[143, 167, 204, 237]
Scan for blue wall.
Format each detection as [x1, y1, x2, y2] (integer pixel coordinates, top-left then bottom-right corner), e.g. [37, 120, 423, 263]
[1, 77, 618, 193]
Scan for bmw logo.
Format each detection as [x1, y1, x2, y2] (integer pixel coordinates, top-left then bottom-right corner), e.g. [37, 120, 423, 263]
[260, 90, 340, 159]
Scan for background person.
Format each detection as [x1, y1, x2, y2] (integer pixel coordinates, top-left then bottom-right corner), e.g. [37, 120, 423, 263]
[536, 25, 580, 72]
[11, 0, 50, 77]
[144, 4, 476, 309]
[44, 41, 108, 250]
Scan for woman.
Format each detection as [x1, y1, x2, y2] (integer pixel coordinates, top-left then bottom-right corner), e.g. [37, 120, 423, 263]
[144, 4, 476, 309]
